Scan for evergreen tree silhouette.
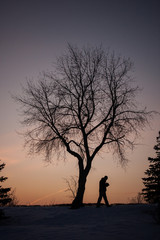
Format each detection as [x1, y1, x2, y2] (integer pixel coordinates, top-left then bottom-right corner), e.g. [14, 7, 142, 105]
[0, 160, 12, 207]
[142, 131, 160, 204]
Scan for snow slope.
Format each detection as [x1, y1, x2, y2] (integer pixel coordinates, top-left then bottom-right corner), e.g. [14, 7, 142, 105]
[0, 204, 159, 240]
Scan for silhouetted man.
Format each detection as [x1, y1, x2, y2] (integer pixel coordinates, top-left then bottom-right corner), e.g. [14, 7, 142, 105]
[96, 176, 109, 207]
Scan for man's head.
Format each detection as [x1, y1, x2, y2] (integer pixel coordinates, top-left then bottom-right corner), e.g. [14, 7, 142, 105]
[104, 176, 108, 180]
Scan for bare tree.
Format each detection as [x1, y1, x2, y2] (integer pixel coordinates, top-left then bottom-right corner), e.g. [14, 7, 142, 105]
[129, 192, 145, 204]
[7, 188, 19, 206]
[14, 45, 152, 208]
[65, 176, 78, 199]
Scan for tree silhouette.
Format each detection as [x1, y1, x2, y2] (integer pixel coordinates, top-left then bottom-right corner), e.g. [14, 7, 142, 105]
[0, 160, 12, 218]
[14, 45, 152, 208]
[65, 176, 78, 199]
[142, 131, 160, 204]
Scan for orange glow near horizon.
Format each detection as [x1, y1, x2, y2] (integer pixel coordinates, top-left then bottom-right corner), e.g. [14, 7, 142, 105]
[1, 125, 159, 206]
[30, 188, 68, 205]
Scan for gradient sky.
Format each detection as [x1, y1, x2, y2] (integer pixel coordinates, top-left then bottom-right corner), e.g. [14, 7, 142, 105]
[0, 0, 160, 205]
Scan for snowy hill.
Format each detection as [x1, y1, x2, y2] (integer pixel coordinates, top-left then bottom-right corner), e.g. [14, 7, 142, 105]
[0, 204, 159, 240]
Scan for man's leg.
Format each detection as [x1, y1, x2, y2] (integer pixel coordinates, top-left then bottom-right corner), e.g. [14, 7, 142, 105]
[96, 193, 102, 207]
[103, 193, 109, 207]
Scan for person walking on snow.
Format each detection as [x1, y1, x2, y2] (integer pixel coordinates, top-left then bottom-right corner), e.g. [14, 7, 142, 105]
[96, 176, 110, 207]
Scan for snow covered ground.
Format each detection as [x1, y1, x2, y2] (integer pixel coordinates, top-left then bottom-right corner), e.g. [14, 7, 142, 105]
[0, 204, 159, 240]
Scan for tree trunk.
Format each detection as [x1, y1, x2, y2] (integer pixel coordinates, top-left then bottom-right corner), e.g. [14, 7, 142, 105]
[71, 172, 87, 209]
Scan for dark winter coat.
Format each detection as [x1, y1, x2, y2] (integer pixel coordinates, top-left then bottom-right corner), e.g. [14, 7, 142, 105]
[99, 177, 109, 193]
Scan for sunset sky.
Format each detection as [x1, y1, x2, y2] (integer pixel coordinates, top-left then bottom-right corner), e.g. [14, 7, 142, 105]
[0, 0, 160, 205]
